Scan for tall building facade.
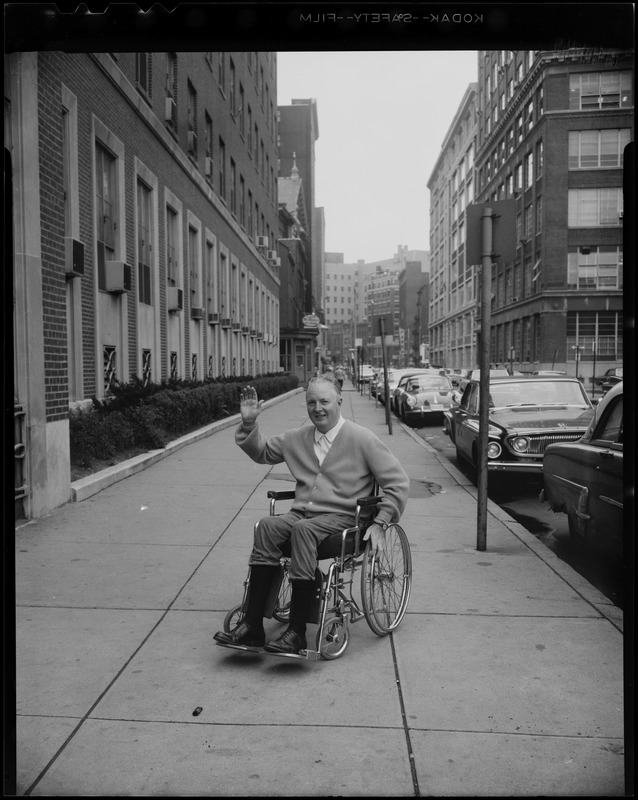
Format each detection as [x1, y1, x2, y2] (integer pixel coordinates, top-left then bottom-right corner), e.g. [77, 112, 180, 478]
[9, 50, 280, 519]
[277, 98, 319, 309]
[473, 48, 629, 378]
[277, 159, 315, 383]
[428, 83, 479, 370]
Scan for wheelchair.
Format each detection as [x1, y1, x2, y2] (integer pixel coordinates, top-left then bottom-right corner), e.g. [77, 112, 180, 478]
[220, 489, 412, 661]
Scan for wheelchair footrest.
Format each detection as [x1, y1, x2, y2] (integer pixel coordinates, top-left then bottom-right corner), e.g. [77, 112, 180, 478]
[263, 648, 321, 662]
[215, 641, 263, 655]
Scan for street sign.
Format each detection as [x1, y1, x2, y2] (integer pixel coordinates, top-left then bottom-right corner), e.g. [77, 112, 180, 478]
[466, 200, 517, 264]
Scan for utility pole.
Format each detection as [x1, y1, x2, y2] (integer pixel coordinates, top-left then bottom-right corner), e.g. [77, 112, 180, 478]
[466, 199, 516, 552]
[476, 206, 493, 552]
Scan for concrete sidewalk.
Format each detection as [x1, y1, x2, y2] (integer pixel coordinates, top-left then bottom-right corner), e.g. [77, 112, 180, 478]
[13, 385, 626, 796]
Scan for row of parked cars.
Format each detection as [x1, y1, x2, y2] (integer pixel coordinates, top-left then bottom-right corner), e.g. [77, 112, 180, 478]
[368, 364, 624, 563]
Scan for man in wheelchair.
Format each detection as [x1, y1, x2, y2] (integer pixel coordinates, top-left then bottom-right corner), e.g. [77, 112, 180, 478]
[214, 374, 410, 656]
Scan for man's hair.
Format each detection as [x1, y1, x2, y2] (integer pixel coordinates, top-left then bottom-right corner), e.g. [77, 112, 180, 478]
[307, 374, 342, 396]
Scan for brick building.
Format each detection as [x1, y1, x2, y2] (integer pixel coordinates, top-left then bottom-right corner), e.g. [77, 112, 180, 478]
[473, 48, 630, 378]
[9, 51, 280, 519]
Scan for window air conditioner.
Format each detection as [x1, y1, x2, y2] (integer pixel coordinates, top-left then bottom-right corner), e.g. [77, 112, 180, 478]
[65, 236, 85, 278]
[104, 261, 132, 293]
[242, 326, 250, 334]
[256, 235, 269, 248]
[221, 317, 232, 328]
[190, 306, 204, 320]
[208, 312, 220, 325]
[267, 249, 277, 261]
[167, 287, 183, 312]
[511, 296, 518, 302]
[272, 257, 281, 268]
[205, 156, 214, 177]
[165, 96, 176, 123]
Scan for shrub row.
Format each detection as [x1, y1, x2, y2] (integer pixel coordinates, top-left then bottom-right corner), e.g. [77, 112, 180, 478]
[70, 373, 299, 468]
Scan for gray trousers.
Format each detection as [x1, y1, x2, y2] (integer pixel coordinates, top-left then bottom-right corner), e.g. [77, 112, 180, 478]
[250, 511, 354, 581]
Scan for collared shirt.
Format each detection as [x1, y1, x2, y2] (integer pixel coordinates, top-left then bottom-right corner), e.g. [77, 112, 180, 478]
[314, 415, 345, 465]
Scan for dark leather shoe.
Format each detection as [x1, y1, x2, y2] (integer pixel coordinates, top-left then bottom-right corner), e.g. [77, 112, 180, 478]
[214, 621, 265, 648]
[263, 629, 307, 654]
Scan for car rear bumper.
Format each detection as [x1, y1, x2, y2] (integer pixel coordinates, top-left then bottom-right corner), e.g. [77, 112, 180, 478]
[488, 461, 543, 473]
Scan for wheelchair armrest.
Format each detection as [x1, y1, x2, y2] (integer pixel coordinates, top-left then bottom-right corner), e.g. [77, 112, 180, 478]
[356, 495, 383, 509]
[267, 490, 296, 501]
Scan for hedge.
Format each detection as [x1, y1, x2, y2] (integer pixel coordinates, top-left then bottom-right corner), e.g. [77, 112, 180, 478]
[70, 373, 299, 470]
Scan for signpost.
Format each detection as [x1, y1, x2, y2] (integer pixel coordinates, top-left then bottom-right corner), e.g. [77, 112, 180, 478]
[466, 201, 516, 551]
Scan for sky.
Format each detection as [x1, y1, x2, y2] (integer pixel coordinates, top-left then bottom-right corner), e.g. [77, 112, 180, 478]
[277, 50, 478, 264]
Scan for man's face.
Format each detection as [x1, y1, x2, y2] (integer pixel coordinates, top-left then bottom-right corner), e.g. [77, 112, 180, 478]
[306, 380, 341, 433]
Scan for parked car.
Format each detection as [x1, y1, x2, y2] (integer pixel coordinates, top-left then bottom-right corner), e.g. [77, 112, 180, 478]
[443, 375, 595, 478]
[593, 366, 623, 388]
[541, 382, 623, 560]
[391, 369, 445, 415]
[458, 368, 509, 391]
[377, 368, 433, 406]
[394, 373, 455, 425]
[357, 364, 377, 384]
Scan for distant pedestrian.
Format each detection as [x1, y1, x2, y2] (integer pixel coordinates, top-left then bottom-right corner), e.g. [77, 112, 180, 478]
[334, 365, 345, 389]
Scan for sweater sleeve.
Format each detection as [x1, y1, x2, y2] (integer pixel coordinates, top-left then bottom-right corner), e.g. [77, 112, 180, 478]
[235, 422, 286, 465]
[363, 433, 410, 525]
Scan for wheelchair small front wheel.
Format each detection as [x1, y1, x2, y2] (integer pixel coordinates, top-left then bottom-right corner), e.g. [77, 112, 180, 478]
[316, 615, 350, 660]
[223, 604, 244, 633]
[361, 524, 412, 637]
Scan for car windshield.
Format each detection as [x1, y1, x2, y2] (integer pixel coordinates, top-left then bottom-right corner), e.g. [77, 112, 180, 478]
[489, 381, 589, 408]
[410, 377, 450, 391]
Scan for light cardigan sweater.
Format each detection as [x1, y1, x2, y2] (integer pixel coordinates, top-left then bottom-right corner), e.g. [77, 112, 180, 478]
[236, 418, 410, 525]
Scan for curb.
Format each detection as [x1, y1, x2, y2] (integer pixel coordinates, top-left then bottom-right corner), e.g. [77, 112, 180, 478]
[396, 415, 623, 633]
[70, 387, 304, 503]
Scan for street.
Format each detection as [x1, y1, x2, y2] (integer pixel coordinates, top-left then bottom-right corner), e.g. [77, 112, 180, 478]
[412, 417, 626, 610]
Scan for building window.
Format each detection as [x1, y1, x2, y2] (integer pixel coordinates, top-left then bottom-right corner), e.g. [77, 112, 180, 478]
[568, 188, 623, 226]
[535, 195, 542, 234]
[137, 179, 152, 305]
[569, 71, 633, 110]
[187, 81, 197, 158]
[568, 129, 631, 169]
[188, 225, 200, 307]
[166, 205, 178, 285]
[217, 52, 225, 92]
[135, 53, 151, 96]
[567, 311, 623, 360]
[229, 58, 236, 115]
[95, 142, 117, 290]
[239, 175, 246, 227]
[218, 137, 226, 199]
[230, 159, 236, 215]
[525, 151, 534, 187]
[239, 84, 245, 137]
[535, 139, 543, 179]
[165, 53, 177, 128]
[567, 246, 623, 290]
[170, 351, 178, 380]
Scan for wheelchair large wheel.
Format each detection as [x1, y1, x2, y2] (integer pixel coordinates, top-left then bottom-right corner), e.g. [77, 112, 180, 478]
[223, 604, 244, 632]
[316, 615, 350, 660]
[361, 524, 412, 636]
